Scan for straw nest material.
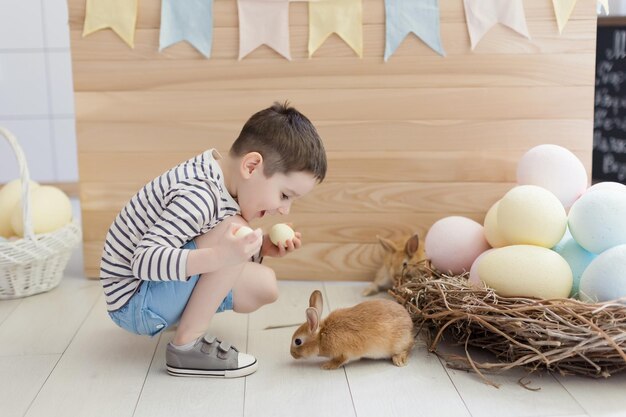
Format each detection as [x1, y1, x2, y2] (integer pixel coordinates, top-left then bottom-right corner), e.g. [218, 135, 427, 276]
[390, 261, 626, 385]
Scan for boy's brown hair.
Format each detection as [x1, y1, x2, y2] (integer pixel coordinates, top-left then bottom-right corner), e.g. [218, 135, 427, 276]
[229, 102, 327, 182]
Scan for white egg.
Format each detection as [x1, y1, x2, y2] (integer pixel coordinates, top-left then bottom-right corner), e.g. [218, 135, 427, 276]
[516, 144, 588, 209]
[234, 225, 254, 238]
[270, 223, 295, 248]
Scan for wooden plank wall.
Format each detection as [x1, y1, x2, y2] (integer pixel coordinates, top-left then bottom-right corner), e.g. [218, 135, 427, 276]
[69, 0, 597, 280]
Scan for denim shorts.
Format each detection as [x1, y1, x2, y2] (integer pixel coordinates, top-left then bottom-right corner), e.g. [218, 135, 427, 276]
[108, 239, 234, 337]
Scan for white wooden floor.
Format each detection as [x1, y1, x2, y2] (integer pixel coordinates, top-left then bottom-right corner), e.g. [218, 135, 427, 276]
[1, 248, 626, 417]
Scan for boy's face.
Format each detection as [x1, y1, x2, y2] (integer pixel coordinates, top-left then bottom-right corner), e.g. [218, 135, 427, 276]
[237, 164, 317, 222]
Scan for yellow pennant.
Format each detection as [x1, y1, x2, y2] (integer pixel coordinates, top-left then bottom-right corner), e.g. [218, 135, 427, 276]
[552, 0, 577, 34]
[83, 0, 138, 48]
[309, 0, 363, 58]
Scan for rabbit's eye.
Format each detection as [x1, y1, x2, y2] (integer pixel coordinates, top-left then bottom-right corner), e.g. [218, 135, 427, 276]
[294, 338, 302, 346]
[402, 261, 408, 268]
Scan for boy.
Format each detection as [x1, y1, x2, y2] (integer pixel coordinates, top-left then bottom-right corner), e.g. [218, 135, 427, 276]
[100, 102, 327, 378]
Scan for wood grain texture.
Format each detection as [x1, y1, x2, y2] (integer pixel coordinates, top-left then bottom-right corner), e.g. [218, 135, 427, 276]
[70, 0, 597, 279]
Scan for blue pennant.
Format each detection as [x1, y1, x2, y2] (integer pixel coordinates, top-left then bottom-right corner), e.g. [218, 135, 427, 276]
[384, 0, 445, 61]
[160, 0, 214, 58]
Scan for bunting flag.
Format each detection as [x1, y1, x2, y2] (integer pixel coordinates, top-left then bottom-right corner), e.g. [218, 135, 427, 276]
[159, 0, 214, 58]
[384, 0, 445, 61]
[309, 0, 363, 58]
[83, 0, 138, 48]
[463, 0, 530, 50]
[552, 0, 577, 34]
[598, 0, 609, 14]
[238, 0, 291, 60]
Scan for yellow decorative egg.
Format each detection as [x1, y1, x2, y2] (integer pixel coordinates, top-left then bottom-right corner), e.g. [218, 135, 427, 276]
[234, 225, 254, 238]
[0, 179, 39, 237]
[478, 245, 573, 299]
[483, 200, 508, 248]
[269, 223, 295, 248]
[10, 185, 72, 236]
[497, 185, 566, 248]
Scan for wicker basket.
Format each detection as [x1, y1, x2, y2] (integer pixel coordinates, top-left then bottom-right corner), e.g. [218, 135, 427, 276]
[0, 126, 82, 299]
[391, 261, 626, 385]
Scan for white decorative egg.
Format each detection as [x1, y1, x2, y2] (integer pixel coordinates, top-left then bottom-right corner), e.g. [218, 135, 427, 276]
[497, 185, 567, 248]
[516, 144, 588, 208]
[479, 245, 573, 299]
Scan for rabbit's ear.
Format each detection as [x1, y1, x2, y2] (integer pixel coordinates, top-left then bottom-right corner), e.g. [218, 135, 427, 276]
[309, 290, 323, 313]
[377, 235, 398, 253]
[305, 307, 320, 334]
[405, 233, 420, 257]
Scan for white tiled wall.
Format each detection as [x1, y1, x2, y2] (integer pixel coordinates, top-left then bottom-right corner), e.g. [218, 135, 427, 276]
[0, 0, 77, 184]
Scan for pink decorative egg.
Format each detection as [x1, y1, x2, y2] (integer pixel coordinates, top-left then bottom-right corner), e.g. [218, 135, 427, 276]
[425, 216, 490, 275]
[469, 248, 495, 287]
[516, 144, 588, 209]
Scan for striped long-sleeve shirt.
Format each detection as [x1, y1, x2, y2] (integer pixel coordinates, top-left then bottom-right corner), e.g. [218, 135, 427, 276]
[100, 149, 260, 311]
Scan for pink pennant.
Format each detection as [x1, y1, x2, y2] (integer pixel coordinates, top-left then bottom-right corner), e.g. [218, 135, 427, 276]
[238, 0, 291, 60]
[464, 0, 530, 50]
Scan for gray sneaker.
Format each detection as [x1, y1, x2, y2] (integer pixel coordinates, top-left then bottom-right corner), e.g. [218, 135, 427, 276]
[166, 335, 258, 378]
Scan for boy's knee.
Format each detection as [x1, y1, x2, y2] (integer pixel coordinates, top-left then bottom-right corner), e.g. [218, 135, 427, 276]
[261, 267, 279, 304]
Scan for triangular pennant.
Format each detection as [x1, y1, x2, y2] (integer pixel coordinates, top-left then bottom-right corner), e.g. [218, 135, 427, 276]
[598, 0, 609, 15]
[238, 0, 291, 60]
[159, 0, 214, 58]
[552, 0, 577, 34]
[309, 0, 363, 58]
[463, 0, 530, 50]
[384, 0, 445, 61]
[83, 0, 138, 48]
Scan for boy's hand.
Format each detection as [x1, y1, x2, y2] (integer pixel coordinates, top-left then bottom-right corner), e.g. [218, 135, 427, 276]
[261, 225, 302, 258]
[217, 223, 263, 267]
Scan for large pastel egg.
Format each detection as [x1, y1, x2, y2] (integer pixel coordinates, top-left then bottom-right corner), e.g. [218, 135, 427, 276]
[497, 185, 567, 248]
[579, 244, 626, 303]
[483, 201, 507, 248]
[425, 216, 490, 275]
[568, 189, 626, 254]
[468, 248, 495, 286]
[586, 182, 626, 194]
[516, 144, 588, 208]
[552, 231, 596, 298]
[0, 179, 39, 237]
[479, 245, 573, 299]
[10, 186, 72, 236]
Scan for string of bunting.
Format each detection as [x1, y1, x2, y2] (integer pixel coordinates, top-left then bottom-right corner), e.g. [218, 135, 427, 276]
[82, 0, 609, 60]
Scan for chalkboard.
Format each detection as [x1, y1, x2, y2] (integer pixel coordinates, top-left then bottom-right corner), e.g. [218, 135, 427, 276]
[594, 22, 626, 183]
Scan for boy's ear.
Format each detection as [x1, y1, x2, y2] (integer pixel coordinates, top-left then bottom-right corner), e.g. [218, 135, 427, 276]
[240, 152, 263, 178]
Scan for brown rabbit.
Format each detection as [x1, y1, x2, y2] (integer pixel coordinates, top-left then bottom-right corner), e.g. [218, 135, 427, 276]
[290, 290, 415, 369]
[362, 233, 425, 296]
